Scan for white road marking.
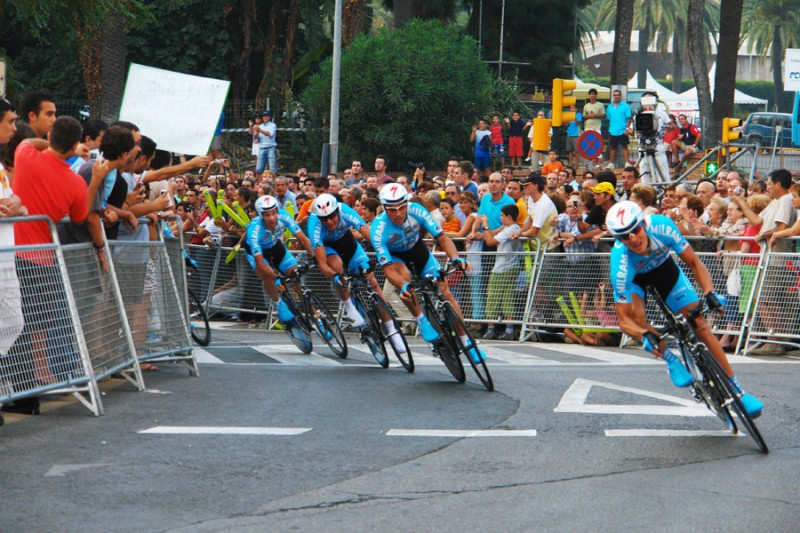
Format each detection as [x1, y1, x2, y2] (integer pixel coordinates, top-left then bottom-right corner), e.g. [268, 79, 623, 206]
[252, 345, 341, 365]
[138, 426, 312, 435]
[555, 378, 711, 417]
[606, 429, 742, 438]
[192, 347, 225, 364]
[386, 429, 537, 438]
[45, 464, 115, 477]
[539, 343, 657, 365]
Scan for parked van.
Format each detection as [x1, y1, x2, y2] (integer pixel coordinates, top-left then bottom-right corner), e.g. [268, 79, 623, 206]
[742, 112, 793, 148]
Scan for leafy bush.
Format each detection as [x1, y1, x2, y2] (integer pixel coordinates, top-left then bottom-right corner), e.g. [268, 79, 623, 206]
[301, 19, 497, 171]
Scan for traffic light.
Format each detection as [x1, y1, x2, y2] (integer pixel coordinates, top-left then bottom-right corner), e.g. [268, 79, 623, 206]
[705, 161, 719, 175]
[552, 78, 577, 127]
[722, 117, 743, 154]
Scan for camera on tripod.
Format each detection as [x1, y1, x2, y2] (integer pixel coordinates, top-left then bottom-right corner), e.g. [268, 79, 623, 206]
[634, 95, 659, 154]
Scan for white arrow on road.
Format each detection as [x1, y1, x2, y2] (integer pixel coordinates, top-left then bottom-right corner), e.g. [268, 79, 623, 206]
[45, 464, 115, 477]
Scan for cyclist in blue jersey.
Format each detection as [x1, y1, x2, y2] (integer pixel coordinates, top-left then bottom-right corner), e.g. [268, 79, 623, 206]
[245, 195, 313, 326]
[308, 193, 407, 353]
[370, 184, 487, 363]
[607, 201, 762, 416]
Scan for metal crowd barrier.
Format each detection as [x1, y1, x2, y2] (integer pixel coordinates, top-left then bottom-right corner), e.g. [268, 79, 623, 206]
[746, 245, 800, 353]
[0, 217, 104, 416]
[109, 218, 195, 372]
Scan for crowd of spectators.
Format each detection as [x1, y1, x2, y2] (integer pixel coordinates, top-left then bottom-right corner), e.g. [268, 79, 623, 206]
[2, 94, 800, 423]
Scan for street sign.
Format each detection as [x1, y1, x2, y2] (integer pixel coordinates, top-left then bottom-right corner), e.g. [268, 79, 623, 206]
[0, 57, 6, 98]
[577, 130, 604, 160]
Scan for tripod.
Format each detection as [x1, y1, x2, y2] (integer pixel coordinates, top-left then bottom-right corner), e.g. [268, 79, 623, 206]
[635, 147, 670, 184]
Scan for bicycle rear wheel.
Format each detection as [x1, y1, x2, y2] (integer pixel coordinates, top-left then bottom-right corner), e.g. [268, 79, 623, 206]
[306, 292, 348, 358]
[372, 295, 414, 373]
[354, 295, 388, 368]
[424, 302, 465, 383]
[187, 289, 211, 346]
[443, 301, 493, 391]
[697, 347, 769, 454]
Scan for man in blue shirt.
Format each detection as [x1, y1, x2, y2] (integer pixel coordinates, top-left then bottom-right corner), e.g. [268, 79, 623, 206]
[606, 89, 632, 169]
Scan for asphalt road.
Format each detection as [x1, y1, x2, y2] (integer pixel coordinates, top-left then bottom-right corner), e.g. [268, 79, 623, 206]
[2, 325, 798, 532]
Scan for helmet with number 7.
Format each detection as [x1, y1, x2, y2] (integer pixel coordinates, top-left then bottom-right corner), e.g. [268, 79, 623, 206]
[605, 200, 644, 238]
[254, 195, 279, 216]
[379, 184, 409, 207]
[313, 193, 339, 218]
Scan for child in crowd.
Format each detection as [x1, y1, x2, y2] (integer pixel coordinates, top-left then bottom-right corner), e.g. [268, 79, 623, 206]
[489, 114, 506, 170]
[562, 282, 619, 346]
[505, 112, 526, 169]
[480, 204, 522, 340]
[541, 150, 563, 176]
[439, 197, 461, 234]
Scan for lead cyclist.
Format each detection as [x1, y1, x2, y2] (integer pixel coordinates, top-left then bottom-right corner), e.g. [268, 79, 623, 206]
[370, 184, 487, 363]
[606, 200, 763, 417]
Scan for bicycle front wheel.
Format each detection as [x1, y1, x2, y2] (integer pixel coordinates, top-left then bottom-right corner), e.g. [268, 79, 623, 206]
[443, 301, 493, 391]
[698, 347, 769, 454]
[306, 292, 348, 358]
[354, 294, 388, 368]
[424, 302, 465, 383]
[372, 295, 414, 373]
[187, 289, 211, 346]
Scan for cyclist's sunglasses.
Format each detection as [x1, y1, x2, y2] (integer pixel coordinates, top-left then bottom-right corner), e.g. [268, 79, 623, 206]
[383, 203, 408, 212]
[616, 224, 644, 241]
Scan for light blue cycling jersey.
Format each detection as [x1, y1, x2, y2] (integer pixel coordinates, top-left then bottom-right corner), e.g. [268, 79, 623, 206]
[370, 202, 443, 266]
[610, 214, 691, 305]
[307, 204, 365, 249]
[245, 209, 301, 257]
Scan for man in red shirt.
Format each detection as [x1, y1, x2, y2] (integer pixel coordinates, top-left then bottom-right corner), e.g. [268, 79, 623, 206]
[11, 116, 91, 390]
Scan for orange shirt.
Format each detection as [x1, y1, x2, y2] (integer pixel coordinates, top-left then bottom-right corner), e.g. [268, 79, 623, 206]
[442, 216, 461, 233]
[541, 160, 564, 176]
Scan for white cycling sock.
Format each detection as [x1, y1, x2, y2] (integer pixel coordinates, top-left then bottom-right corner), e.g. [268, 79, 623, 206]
[384, 321, 397, 334]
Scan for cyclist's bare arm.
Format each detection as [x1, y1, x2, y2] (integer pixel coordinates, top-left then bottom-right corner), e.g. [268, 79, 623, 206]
[678, 245, 714, 296]
[616, 298, 665, 356]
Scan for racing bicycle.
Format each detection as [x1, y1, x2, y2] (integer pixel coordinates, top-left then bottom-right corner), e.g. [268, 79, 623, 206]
[346, 267, 414, 372]
[648, 287, 767, 453]
[410, 264, 493, 391]
[279, 262, 348, 358]
[185, 257, 210, 346]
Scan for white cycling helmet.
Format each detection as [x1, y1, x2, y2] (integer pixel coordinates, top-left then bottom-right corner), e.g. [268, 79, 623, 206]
[254, 195, 279, 216]
[606, 200, 644, 238]
[379, 184, 409, 208]
[313, 193, 339, 218]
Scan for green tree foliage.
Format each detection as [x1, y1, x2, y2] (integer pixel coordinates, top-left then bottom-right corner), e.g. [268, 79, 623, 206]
[301, 19, 496, 170]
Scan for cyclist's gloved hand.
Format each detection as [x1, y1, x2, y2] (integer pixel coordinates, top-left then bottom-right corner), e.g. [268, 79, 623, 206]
[399, 282, 412, 298]
[275, 278, 282, 288]
[642, 331, 660, 353]
[333, 274, 344, 289]
[450, 257, 467, 271]
[706, 292, 726, 312]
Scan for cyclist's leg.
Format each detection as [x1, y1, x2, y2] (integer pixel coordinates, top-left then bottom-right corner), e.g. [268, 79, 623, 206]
[382, 261, 421, 316]
[249, 251, 293, 322]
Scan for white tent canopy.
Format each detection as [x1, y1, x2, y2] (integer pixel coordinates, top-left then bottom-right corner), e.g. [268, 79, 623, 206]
[679, 63, 768, 108]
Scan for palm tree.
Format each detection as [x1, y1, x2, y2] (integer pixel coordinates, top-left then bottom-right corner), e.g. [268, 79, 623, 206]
[742, 0, 800, 111]
[687, 0, 712, 131]
[711, 0, 744, 144]
[591, 0, 719, 91]
[610, 0, 634, 85]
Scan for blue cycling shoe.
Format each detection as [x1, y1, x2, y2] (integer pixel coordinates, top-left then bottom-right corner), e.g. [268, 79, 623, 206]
[466, 345, 486, 364]
[664, 356, 693, 388]
[418, 316, 440, 343]
[739, 392, 763, 418]
[276, 299, 294, 323]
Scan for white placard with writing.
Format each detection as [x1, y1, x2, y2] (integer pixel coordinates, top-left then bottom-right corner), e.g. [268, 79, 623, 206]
[784, 48, 800, 92]
[119, 63, 230, 154]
